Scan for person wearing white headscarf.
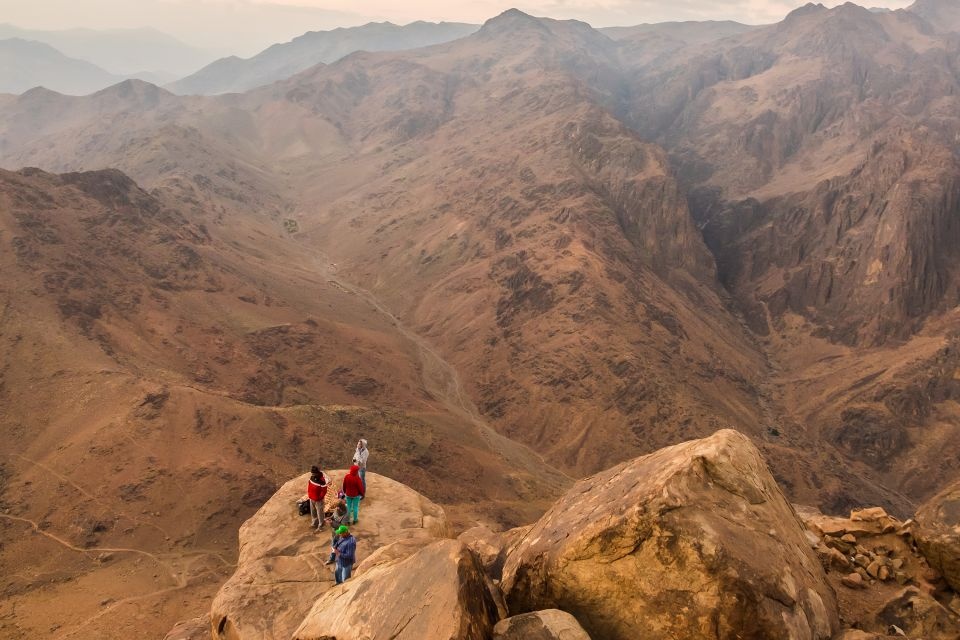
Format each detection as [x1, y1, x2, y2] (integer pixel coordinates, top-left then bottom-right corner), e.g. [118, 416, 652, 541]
[352, 438, 369, 489]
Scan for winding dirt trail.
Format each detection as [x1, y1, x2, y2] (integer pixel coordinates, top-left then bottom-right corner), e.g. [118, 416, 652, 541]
[319, 257, 573, 490]
[0, 512, 234, 639]
[10, 452, 178, 541]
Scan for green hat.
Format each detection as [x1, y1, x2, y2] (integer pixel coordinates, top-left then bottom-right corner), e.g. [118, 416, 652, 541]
[336, 525, 350, 534]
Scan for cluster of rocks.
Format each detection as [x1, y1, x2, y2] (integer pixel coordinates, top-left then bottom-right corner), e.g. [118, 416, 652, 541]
[798, 499, 960, 638]
[166, 430, 960, 640]
[804, 507, 916, 589]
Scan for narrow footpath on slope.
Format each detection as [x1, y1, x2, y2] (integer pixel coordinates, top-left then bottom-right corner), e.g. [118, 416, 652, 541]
[315, 252, 573, 494]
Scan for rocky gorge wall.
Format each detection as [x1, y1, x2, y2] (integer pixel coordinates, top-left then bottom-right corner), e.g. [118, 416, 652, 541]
[166, 430, 960, 640]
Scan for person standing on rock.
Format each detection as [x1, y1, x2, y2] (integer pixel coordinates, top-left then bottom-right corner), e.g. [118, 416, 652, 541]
[353, 438, 369, 490]
[341, 464, 365, 525]
[324, 499, 349, 564]
[307, 466, 329, 531]
[332, 525, 357, 584]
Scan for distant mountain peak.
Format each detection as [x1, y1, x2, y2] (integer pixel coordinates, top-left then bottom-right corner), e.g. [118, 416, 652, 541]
[92, 78, 172, 103]
[480, 8, 550, 35]
[786, 3, 827, 18]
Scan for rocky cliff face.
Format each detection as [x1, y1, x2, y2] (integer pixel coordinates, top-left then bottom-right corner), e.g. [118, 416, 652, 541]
[628, 4, 960, 347]
[915, 479, 960, 593]
[176, 429, 960, 640]
[501, 429, 838, 640]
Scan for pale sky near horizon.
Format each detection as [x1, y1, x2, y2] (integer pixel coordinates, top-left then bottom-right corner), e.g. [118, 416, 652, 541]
[0, 0, 916, 55]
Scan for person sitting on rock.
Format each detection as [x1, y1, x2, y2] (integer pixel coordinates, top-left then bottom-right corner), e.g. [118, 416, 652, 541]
[307, 466, 329, 531]
[353, 438, 369, 490]
[324, 499, 349, 564]
[332, 525, 356, 584]
[341, 464, 365, 525]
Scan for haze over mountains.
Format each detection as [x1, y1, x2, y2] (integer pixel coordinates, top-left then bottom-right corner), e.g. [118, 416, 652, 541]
[2, 0, 960, 637]
[0, 38, 129, 95]
[0, 23, 213, 77]
[168, 21, 480, 95]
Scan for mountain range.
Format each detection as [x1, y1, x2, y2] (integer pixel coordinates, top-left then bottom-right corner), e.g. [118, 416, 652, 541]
[0, 23, 213, 77]
[2, 1, 960, 637]
[0, 37, 132, 95]
[166, 21, 480, 95]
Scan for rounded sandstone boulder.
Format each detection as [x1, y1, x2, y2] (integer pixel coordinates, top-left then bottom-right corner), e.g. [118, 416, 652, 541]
[501, 429, 839, 640]
[293, 538, 500, 640]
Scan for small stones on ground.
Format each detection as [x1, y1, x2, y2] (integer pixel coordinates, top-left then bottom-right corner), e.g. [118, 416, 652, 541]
[842, 572, 866, 589]
[826, 547, 851, 570]
[851, 507, 888, 521]
[841, 533, 857, 544]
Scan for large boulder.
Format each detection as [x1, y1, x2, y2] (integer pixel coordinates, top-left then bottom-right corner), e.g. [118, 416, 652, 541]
[210, 470, 447, 640]
[914, 480, 960, 592]
[493, 609, 591, 640]
[292, 539, 499, 640]
[501, 429, 839, 640]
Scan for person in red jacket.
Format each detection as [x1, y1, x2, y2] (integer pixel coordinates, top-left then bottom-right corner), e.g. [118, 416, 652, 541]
[307, 466, 329, 531]
[341, 464, 365, 525]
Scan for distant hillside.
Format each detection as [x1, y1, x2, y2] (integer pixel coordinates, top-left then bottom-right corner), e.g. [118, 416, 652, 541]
[908, 0, 960, 32]
[0, 38, 126, 95]
[600, 20, 755, 44]
[0, 23, 213, 77]
[167, 20, 478, 95]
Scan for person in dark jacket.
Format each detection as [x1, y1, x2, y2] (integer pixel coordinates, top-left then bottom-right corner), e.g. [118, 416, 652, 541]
[332, 525, 357, 584]
[341, 464, 365, 525]
[324, 499, 349, 564]
[307, 466, 329, 531]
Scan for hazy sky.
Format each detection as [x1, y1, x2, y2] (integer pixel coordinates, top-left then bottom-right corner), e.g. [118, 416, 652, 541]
[0, 0, 916, 55]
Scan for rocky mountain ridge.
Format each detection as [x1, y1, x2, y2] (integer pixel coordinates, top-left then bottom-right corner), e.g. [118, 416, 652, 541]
[167, 21, 479, 95]
[170, 431, 960, 640]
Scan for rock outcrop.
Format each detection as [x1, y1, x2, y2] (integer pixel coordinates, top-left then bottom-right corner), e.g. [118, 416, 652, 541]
[293, 539, 500, 640]
[177, 430, 960, 640]
[210, 470, 447, 640]
[915, 480, 960, 592]
[493, 609, 592, 640]
[500, 429, 839, 640]
[798, 505, 960, 638]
